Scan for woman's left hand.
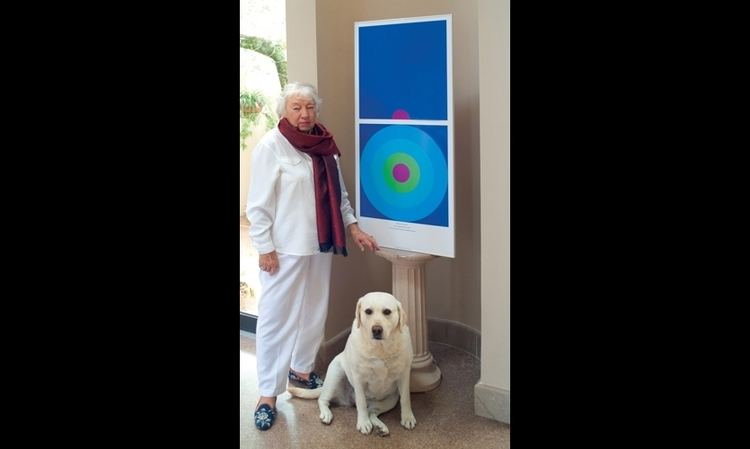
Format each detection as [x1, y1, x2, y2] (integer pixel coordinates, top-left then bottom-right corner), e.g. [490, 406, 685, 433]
[348, 223, 380, 252]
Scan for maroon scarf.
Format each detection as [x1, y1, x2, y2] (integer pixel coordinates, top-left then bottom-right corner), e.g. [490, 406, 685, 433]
[278, 117, 348, 256]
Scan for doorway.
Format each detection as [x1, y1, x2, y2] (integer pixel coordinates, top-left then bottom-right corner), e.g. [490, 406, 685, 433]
[239, 0, 286, 332]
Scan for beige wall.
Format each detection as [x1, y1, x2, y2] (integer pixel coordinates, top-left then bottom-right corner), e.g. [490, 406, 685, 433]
[313, 0, 482, 339]
[475, 0, 510, 423]
[285, 0, 317, 88]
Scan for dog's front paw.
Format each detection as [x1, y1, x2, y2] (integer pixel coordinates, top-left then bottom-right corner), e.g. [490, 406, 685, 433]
[401, 411, 417, 429]
[370, 415, 390, 436]
[357, 418, 373, 434]
[319, 407, 333, 425]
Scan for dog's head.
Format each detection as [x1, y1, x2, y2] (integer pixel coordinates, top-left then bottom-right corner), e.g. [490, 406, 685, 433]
[355, 292, 406, 340]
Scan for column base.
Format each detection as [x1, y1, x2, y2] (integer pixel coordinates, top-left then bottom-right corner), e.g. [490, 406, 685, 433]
[410, 352, 442, 392]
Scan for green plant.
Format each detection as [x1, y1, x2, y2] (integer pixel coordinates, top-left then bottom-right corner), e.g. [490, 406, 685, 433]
[240, 35, 287, 87]
[240, 90, 276, 150]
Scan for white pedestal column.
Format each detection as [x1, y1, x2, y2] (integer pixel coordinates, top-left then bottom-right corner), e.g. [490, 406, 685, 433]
[376, 248, 441, 392]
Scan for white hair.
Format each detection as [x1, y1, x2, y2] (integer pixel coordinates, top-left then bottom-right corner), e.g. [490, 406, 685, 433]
[276, 81, 322, 117]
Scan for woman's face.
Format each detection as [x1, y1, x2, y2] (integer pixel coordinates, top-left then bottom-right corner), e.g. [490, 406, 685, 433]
[283, 95, 317, 132]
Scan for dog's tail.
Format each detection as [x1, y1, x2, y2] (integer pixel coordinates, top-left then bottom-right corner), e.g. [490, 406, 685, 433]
[287, 386, 323, 399]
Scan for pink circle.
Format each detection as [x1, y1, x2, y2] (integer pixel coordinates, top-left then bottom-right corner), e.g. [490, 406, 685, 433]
[392, 164, 410, 183]
[391, 109, 410, 119]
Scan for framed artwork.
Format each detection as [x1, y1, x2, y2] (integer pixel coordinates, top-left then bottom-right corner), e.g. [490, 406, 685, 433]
[355, 15, 454, 257]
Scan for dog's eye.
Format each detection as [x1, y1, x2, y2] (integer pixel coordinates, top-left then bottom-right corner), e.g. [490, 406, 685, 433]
[383, 309, 392, 315]
[365, 308, 373, 315]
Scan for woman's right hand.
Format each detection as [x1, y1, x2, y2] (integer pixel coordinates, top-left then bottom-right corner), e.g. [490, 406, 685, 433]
[259, 251, 279, 274]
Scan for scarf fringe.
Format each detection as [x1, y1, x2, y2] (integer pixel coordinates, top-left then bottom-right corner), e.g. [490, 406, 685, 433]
[319, 243, 348, 257]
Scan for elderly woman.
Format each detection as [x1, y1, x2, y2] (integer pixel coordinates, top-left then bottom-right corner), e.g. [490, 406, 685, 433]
[246, 82, 380, 430]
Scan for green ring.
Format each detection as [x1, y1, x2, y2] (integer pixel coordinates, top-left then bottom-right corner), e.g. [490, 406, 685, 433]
[383, 152, 420, 193]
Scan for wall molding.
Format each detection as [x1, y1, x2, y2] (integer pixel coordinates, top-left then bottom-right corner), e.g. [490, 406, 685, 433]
[427, 317, 481, 359]
[474, 382, 510, 424]
[315, 318, 481, 372]
[314, 326, 351, 373]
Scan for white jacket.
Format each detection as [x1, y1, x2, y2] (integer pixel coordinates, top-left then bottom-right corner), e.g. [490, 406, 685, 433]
[245, 127, 357, 256]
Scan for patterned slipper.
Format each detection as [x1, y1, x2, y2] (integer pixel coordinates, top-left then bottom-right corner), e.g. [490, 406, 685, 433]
[254, 403, 276, 431]
[288, 370, 324, 389]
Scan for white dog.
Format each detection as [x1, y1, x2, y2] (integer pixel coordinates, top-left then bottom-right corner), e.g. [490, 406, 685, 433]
[288, 292, 417, 436]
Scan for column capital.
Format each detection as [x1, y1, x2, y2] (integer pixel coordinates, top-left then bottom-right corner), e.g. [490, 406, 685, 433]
[375, 247, 437, 266]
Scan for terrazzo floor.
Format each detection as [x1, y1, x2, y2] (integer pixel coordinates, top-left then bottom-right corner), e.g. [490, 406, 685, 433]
[240, 331, 510, 449]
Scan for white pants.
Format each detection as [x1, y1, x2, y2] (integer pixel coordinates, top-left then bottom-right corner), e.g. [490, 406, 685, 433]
[255, 252, 333, 397]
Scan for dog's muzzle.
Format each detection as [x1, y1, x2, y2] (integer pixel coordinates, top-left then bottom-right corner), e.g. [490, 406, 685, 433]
[372, 325, 383, 340]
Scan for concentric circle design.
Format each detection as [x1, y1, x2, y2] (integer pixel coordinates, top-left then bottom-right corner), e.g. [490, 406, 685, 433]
[383, 152, 420, 193]
[392, 163, 410, 182]
[361, 125, 447, 221]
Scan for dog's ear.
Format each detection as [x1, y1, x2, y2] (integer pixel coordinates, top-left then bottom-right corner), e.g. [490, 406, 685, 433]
[355, 297, 363, 328]
[397, 302, 406, 331]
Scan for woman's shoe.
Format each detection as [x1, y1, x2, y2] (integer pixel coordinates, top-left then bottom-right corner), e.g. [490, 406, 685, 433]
[288, 370, 323, 389]
[254, 403, 276, 431]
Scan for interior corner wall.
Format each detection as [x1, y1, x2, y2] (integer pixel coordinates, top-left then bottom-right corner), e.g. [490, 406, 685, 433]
[312, 0, 482, 341]
[476, 0, 510, 423]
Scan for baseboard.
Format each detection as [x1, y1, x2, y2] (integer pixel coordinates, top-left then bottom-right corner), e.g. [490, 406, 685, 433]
[316, 318, 481, 370]
[427, 317, 481, 359]
[240, 312, 257, 333]
[314, 327, 351, 374]
[474, 382, 510, 424]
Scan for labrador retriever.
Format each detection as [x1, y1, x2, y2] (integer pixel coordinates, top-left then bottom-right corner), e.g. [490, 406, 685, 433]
[287, 291, 416, 436]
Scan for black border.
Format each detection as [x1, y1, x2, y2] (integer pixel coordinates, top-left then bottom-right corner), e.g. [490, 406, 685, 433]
[36, 3, 240, 446]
